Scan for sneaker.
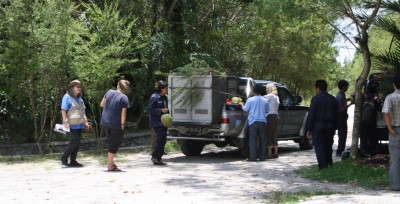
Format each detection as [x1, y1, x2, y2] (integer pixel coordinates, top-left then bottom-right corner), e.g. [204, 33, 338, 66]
[60, 157, 69, 167]
[151, 158, 166, 165]
[69, 161, 83, 167]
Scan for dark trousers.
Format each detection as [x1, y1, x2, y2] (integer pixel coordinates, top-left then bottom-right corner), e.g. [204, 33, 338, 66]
[360, 123, 377, 155]
[151, 126, 167, 160]
[313, 128, 335, 170]
[150, 128, 157, 153]
[62, 128, 82, 162]
[249, 121, 267, 161]
[336, 114, 348, 155]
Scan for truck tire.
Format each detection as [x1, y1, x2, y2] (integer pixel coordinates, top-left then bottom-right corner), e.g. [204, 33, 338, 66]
[299, 135, 313, 150]
[178, 140, 204, 156]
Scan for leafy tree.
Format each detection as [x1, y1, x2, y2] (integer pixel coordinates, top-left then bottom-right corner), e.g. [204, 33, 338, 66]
[303, 0, 382, 157]
[0, 0, 85, 151]
[73, 1, 139, 136]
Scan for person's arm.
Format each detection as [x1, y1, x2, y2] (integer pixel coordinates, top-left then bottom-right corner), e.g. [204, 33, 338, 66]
[384, 112, 397, 137]
[148, 95, 162, 116]
[121, 108, 127, 130]
[100, 97, 105, 108]
[61, 109, 69, 129]
[61, 95, 70, 129]
[305, 97, 317, 138]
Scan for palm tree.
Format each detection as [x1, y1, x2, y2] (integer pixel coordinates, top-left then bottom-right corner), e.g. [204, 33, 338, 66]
[374, 0, 400, 73]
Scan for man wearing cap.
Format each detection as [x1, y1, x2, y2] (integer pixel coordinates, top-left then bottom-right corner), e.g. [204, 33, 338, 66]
[60, 80, 91, 167]
[148, 80, 169, 165]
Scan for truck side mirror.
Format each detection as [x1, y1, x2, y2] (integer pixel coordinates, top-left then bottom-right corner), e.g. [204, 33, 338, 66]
[294, 96, 303, 104]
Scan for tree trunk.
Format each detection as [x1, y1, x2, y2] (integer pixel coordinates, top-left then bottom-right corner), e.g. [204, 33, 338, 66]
[351, 34, 372, 158]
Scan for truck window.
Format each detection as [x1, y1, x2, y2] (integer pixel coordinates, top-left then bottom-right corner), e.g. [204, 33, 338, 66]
[278, 87, 294, 107]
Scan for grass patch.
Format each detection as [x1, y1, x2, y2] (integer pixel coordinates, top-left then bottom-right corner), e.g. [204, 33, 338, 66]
[266, 191, 338, 204]
[296, 158, 389, 189]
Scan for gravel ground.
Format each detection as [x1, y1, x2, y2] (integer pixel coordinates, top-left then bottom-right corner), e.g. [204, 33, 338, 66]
[1, 107, 399, 204]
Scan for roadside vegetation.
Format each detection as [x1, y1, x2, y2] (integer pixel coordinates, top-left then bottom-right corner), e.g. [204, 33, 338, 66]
[296, 158, 389, 189]
[265, 158, 389, 203]
[266, 190, 339, 204]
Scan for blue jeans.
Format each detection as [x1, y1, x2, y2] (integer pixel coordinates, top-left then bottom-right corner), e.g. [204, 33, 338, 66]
[389, 127, 400, 190]
[248, 122, 267, 161]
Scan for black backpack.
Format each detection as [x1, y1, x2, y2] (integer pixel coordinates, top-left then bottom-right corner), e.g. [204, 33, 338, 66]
[361, 102, 375, 125]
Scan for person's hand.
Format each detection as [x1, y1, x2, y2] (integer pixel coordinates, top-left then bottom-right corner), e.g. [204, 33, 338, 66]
[239, 102, 244, 106]
[162, 108, 169, 113]
[64, 121, 70, 129]
[389, 128, 397, 138]
[307, 131, 312, 140]
[85, 122, 91, 130]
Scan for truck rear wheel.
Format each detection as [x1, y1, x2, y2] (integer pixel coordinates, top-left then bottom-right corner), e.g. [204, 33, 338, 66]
[177, 140, 204, 156]
[299, 135, 313, 150]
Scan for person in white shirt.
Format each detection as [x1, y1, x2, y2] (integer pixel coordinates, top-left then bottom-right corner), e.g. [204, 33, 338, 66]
[263, 84, 280, 159]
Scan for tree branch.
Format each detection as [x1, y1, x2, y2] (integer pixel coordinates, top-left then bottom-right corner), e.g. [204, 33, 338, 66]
[314, 12, 360, 52]
[363, 0, 382, 30]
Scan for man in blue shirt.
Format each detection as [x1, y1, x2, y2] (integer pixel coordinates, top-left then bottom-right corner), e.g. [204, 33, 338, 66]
[240, 84, 270, 161]
[305, 80, 338, 170]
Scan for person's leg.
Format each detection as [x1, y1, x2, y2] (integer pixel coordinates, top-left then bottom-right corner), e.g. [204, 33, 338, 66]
[107, 128, 124, 170]
[365, 125, 377, 155]
[248, 123, 258, 161]
[258, 122, 267, 161]
[326, 129, 335, 166]
[369, 126, 377, 156]
[70, 129, 82, 163]
[152, 126, 167, 163]
[389, 127, 400, 190]
[337, 117, 347, 156]
[313, 129, 328, 170]
[61, 129, 81, 165]
[150, 128, 157, 154]
[266, 115, 273, 158]
[271, 115, 279, 158]
[107, 152, 115, 169]
[359, 123, 367, 153]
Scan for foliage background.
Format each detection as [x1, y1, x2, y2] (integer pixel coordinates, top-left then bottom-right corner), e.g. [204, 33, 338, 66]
[1, 0, 395, 150]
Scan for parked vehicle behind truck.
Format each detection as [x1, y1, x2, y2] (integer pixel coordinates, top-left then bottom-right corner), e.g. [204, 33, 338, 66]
[167, 73, 312, 157]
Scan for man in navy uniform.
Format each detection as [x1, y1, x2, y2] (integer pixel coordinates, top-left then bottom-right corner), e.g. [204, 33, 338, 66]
[305, 80, 338, 170]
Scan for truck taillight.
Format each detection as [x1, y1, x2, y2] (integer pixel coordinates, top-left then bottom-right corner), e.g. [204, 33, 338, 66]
[221, 118, 230, 123]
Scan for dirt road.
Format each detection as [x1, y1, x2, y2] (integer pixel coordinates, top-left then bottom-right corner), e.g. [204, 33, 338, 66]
[1, 106, 399, 204]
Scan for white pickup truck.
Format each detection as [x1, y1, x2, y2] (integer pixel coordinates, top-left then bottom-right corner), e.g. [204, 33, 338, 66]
[167, 73, 312, 157]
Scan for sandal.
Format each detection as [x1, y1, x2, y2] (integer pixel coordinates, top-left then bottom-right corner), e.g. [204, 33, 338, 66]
[107, 164, 122, 171]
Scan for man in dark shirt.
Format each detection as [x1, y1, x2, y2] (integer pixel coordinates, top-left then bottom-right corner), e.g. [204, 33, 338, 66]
[305, 80, 338, 170]
[148, 81, 169, 165]
[336, 80, 350, 156]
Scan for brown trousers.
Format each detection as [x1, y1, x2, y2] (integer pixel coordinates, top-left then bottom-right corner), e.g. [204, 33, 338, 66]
[266, 114, 279, 146]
